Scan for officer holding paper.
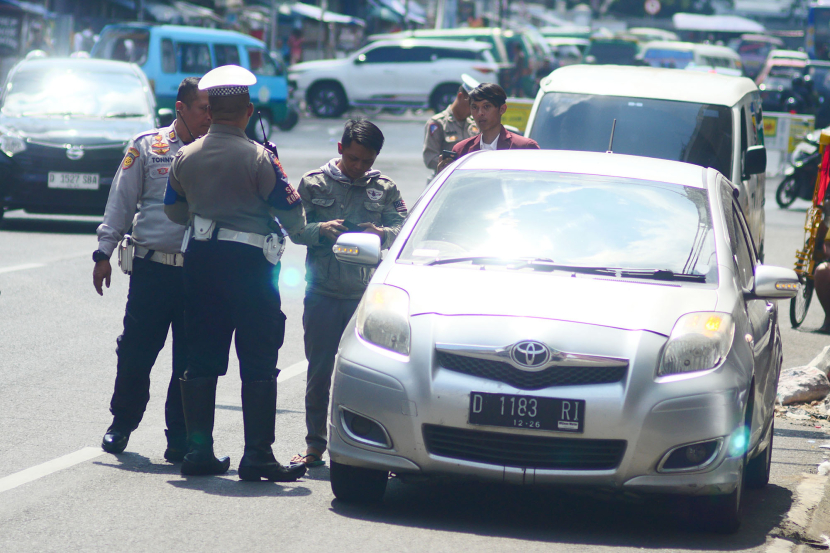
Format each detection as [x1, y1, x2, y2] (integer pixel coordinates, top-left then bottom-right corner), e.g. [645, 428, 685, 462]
[164, 65, 307, 482]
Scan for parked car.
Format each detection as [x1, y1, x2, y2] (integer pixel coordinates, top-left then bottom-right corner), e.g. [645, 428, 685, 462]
[545, 37, 589, 66]
[288, 39, 498, 118]
[524, 65, 768, 259]
[91, 23, 294, 139]
[327, 148, 797, 534]
[640, 41, 743, 76]
[755, 58, 830, 123]
[727, 34, 784, 80]
[0, 57, 164, 221]
[583, 37, 641, 65]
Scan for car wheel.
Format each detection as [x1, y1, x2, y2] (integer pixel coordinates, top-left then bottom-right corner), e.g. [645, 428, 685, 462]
[745, 422, 773, 489]
[308, 82, 347, 118]
[689, 459, 743, 534]
[246, 110, 272, 142]
[329, 460, 388, 503]
[276, 104, 299, 132]
[790, 277, 814, 328]
[775, 175, 799, 208]
[430, 83, 459, 113]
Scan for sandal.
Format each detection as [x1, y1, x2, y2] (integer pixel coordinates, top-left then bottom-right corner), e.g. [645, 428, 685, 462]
[290, 452, 325, 467]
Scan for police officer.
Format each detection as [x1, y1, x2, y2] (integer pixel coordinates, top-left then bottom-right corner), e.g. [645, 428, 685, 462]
[94, 77, 211, 460]
[164, 65, 307, 481]
[422, 74, 480, 174]
[288, 119, 407, 468]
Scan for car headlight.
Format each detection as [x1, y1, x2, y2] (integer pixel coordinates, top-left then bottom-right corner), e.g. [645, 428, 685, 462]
[658, 312, 735, 377]
[0, 134, 26, 157]
[356, 284, 411, 356]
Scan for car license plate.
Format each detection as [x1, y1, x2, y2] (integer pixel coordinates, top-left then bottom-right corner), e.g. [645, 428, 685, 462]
[47, 172, 99, 190]
[469, 392, 585, 433]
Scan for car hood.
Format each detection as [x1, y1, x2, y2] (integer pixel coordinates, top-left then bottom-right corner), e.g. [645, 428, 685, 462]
[289, 58, 349, 73]
[384, 265, 719, 337]
[0, 115, 153, 145]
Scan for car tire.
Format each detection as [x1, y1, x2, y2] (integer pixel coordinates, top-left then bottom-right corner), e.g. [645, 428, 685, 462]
[329, 460, 388, 503]
[430, 83, 460, 113]
[246, 110, 272, 142]
[775, 175, 799, 208]
[745, 422, 773, 489]
[276, 104, 299, 132]
[790, 277, 814, 328]
[689, 458, 743, 534]
[308, 82, 348, 118]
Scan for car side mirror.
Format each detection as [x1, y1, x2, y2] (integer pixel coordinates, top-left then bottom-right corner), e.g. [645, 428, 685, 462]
[333, 232, 381, 266]
[744, 145, 766, 177]
[354, 54, 366, 65]
[157, 108, 174, 128]
[748, 265, 799, 299]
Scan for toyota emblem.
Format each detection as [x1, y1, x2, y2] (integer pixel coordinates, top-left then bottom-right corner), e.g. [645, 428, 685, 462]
[511, 340, 550, 369]
[66, 146, 84, 160]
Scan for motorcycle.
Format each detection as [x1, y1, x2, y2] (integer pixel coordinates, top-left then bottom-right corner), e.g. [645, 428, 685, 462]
[777, 132, 823, 208]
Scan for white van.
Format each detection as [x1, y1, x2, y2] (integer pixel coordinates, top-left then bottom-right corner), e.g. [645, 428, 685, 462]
[525, 65, 768, 257]
[640, 41, 743, 76]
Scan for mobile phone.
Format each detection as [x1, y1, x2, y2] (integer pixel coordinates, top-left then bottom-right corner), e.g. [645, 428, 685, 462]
[441, 149, 457, 160]
[342, 219, 361, 232]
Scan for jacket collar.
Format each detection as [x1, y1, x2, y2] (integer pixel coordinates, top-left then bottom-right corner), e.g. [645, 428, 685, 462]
[208, 123, 247, 138]
[471, 125, 509, 151]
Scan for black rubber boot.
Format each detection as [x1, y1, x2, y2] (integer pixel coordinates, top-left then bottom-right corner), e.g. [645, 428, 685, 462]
[164, 429, 187, 463]
[179, 377, 230, 476]
[238, 379, 306, 482]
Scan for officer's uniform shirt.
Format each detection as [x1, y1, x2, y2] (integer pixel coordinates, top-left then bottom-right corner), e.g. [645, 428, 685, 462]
[96, 123, 184, 257]
[165, 123, 305, 236]
[422, 106, 479, 171]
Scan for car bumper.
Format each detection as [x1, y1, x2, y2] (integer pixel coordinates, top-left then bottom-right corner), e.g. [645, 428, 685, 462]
[329, 315, 751, 497]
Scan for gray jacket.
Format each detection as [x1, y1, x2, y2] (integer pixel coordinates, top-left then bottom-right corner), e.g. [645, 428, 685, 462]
[96, 123, 185, 256]
[290, 159, 407, 299]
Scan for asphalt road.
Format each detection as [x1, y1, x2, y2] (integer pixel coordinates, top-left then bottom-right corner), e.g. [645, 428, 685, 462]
[1, 114, 829, 551]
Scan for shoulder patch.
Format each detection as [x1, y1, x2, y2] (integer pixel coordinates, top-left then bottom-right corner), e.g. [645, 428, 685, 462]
[367, 188, 384, 201]
[122, 147, 139, 170]
[266, 153, 302, 211]
[393, 199, 407, 213]
[429, 123, 439, 135]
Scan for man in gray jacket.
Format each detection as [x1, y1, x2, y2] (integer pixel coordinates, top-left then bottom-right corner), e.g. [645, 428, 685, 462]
[93, 77, 210, 460]
[290, 119, 407, 467]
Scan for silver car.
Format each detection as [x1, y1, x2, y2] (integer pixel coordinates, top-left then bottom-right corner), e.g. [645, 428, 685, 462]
[327, 150, 798, 533]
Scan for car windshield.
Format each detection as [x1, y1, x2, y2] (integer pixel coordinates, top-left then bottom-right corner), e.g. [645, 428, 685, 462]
[587, 41, 638, 64]
[529, 93, 733, 177]
[399, 170, 717, 283]
[643, 48, 694, 69]
[1, 67, 150, 118]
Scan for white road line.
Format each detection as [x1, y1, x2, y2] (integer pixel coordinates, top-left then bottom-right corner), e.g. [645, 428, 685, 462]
[278, 360, 307, 383]
[0, 263, 46, 274]
[0, 447, 104, 494]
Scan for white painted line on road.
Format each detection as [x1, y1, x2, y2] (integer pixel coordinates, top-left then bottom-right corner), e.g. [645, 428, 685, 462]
[0, 447, 104, 495]
[0, 262, 46, 274]
[278, 360, 307, 383]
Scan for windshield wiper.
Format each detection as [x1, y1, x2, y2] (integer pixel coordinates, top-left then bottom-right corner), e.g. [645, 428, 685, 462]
[617, 269, 707, 282]
[507, 259, 615, 275]
[426, 256, 524, 266]
[507, 261, 708, 282]
[105, 112, 145, 118]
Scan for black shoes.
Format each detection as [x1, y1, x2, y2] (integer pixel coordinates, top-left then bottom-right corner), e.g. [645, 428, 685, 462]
[164, 429, 188, 463]
[238, 378, 306, 482]
[101, 426, 131, 454]
[179, 376, 230, 476]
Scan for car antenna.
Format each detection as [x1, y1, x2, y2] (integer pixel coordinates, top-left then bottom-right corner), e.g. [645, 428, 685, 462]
[258, 111, 279, 158]
[606, 119, 617, 154]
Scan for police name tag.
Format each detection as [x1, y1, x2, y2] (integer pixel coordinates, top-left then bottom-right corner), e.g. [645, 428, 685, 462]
[48, 172, 99, 190]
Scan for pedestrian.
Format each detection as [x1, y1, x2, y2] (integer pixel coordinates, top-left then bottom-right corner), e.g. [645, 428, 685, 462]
[422, 74, 479, 175]
[288, 119, 407, 468]
[288, 28, 303, 65]
[436, 83, 539, 172]
[163, 65, 307, 481]
[95, 77, 211, 460]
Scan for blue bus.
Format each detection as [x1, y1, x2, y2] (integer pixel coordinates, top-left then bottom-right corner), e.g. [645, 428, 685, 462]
[807, 1, 830, 60]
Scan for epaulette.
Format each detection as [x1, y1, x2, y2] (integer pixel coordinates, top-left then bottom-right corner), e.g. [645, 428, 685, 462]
[374, 174, 396, 185]
[132, 128, 160, 142]
[302, 168, 325, 179]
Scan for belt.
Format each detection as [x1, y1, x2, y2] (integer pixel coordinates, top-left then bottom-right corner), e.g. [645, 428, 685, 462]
[216, 229, 267, 248]
[135, 246, 184, 267]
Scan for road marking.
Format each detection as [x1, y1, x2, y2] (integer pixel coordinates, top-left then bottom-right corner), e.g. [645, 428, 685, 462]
[278, 359, 307, 383]
[0, 447, 104, 494]
[0, 263, 46, 274]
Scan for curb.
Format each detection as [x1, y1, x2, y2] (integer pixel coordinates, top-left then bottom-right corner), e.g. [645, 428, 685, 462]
[768, 474, 830, 551]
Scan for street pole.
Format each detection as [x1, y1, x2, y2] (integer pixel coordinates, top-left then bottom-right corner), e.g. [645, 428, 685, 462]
[137, 0, 145, 22]
[318, 0, 327, 60]
[270, 0, 278, 52]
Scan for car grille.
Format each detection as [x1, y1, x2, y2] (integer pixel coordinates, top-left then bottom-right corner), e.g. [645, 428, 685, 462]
[15, 143, 124, 177]
[423, 424, 626, 470]
[436, 351, 627, 390]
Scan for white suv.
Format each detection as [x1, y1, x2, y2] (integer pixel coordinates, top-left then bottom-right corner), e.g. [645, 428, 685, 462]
[288, 39, 499, 118]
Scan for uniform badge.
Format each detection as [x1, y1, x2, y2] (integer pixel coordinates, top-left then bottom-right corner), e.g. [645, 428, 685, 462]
[429, 123, 439, 135]
[168, 130, 177, 142]
[367, 188, 384, 201]
[446, 134, 458, 143]
[122, 147, 139, 170]
[469, 124, 479, 134]
[152, 136, 170, 154]
[393, 199, 407, 213]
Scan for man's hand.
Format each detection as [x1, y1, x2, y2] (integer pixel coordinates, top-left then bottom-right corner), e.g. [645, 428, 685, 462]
[436, 154, 453, 173]
[93, 259, 112, 296]
[358, 222, 384, 240]
[319, 219, 347, 242]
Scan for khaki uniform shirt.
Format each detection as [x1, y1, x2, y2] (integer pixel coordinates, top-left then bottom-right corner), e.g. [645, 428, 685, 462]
[422, 106, 479, 171]
[290, 166, 407, 299]
[164, 123, 305, 237]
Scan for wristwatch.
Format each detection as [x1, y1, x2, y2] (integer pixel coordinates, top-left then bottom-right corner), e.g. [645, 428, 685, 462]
[92, 250, 110, 263]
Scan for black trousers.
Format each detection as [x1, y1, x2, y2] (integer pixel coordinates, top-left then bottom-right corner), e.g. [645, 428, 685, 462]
[182, 239, 285, 382]
[109, 256, 187, 437]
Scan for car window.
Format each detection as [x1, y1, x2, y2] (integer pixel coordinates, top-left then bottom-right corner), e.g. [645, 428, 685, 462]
[161, 39, 175, 73]
[360, 46, 402, 63]
[92, 29, 149, 65]
[399, 170, 718, 282]
[214, 44, 240, 67]
[530, 94, 733, 177]
[643, 48, 693, 68]
[431, 47, 479, 61]
[247, 47, 281, 76]
[178, 42, 212, 74]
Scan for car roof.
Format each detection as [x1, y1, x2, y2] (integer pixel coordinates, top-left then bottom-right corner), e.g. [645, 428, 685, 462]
[453, 149, 711, 189]
[540, 64, 757, 105]
[367, 38, 492, 51]
[13, 57, 141, 74]
[102, 23, 264, 46]
[642, 41, 740, 57]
